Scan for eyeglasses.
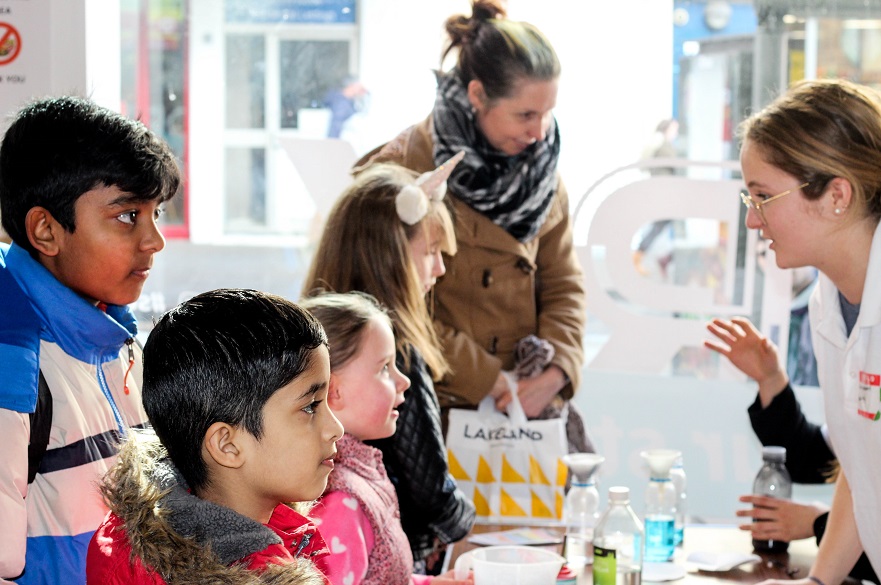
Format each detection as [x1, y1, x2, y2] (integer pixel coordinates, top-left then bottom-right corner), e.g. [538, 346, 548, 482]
[739, 182, 810, 224]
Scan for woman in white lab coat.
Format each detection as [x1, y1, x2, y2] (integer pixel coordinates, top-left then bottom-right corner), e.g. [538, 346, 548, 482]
[738, 78, 881, 585]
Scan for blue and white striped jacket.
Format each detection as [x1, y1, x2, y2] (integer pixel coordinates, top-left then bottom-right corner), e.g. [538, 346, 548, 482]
[0, 242, 149, 585]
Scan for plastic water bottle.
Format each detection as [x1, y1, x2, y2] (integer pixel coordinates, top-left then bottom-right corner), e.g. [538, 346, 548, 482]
[641, 450, 678, 562]
[593, 486, 643, 585]
[669, 455, 687, 548]
[752, 446, 792, 553]
[563, 454, 604, 568]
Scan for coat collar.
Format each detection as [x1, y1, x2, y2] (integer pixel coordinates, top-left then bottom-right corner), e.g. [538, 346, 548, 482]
[0, 243, 137, 413]
[104, 430, 328, 584]
[859, 221, 881, 328]
[2, 242, 137, 362]
[449, 196, 530, 256]
[813, 221, 881, 347]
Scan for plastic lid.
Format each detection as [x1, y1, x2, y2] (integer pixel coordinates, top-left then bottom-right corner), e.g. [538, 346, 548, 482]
[557, 565, 578, 583]
[762, 446, 787, 463]
[608, 486, 630, 502]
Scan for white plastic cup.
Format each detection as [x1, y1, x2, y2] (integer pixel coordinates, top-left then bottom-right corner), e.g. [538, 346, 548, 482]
[454, 545, 565, 585]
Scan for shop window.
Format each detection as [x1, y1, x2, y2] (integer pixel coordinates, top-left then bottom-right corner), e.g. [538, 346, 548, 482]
[121, 0, 188, 235]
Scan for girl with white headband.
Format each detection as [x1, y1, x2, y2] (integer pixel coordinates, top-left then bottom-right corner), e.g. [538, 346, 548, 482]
[302, 154, 476, 576]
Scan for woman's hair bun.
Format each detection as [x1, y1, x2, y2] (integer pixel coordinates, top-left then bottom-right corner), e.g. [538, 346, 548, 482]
[472, 0, 506, 22]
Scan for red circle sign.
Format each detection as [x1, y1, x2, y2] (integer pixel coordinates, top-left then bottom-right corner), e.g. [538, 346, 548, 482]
[0, 22, 22, 66]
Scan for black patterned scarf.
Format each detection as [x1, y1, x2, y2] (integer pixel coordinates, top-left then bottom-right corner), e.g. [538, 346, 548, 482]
[431, 71, 560, 243]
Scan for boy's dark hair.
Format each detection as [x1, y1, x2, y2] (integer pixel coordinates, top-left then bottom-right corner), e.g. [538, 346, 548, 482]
[0, 95, 181, 256]
[142, 288, 327, 492]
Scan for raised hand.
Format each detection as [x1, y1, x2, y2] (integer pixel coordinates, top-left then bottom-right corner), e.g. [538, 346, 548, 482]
[704, 316, 789, 407]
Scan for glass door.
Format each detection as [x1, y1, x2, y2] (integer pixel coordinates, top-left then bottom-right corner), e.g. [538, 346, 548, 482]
[223, 27, 356, 236]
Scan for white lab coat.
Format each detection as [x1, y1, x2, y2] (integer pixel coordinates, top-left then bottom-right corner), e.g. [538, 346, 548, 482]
[810, 220, 881, 569]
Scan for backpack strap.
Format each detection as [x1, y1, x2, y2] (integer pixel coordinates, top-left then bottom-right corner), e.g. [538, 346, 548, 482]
[27, 372, 53, 484]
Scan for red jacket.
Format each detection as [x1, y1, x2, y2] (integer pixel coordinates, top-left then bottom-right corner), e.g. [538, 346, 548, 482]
[88, 504, 330, 584]
[85, 431, 329, 585]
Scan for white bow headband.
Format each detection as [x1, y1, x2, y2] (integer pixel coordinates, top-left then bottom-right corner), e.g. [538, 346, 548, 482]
[395, 151, 465, 225]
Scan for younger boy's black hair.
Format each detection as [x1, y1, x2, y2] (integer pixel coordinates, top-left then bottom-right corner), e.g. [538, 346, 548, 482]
[0, 95, 180, 256]
[142, 288, 327, 492]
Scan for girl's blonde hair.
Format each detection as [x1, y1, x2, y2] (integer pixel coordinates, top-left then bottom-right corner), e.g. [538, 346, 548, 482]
[302, 163, 456, 379]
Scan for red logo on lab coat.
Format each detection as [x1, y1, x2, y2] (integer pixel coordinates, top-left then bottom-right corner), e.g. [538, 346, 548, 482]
[858, 371, 881, 421]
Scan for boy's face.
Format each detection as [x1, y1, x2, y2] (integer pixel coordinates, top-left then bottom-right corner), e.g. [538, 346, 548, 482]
[240, 345, 343, 506]
[37, 184, 166, 306]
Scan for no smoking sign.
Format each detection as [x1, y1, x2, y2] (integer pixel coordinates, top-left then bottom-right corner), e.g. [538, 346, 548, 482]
[0, 22, 22, 66]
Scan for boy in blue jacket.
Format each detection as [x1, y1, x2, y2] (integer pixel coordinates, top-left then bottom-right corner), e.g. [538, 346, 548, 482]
[0, 95, 180, 584]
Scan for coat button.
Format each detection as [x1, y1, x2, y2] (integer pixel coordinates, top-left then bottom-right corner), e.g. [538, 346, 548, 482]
[516, 258, 534, 274]
[482, 269, 493, 288]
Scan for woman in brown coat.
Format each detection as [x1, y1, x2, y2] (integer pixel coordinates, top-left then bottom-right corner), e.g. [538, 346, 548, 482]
[357, 0, 590, 452]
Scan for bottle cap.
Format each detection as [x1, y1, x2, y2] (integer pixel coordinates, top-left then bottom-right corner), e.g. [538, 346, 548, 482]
[761, 446, 786, 463]
[608, 486, 630, 503]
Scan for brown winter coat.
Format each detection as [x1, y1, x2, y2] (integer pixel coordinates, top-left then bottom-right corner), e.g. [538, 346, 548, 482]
[357, 116, 587, 408]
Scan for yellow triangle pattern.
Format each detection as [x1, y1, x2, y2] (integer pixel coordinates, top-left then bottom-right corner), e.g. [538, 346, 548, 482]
[473, 486, 491, 516]
[447, 450, 565, 519]
[500, 487, 528, 517]
[531, 489, 554, 518]
[476, 455, 495, 483]
[501, 454, 526, 483]
[556, 459, 568, 486]
[447, 450, 470, 481]
[529, 455, 550, 485]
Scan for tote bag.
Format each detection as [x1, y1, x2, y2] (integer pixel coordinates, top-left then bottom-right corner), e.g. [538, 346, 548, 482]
[446, 389, 568, 524]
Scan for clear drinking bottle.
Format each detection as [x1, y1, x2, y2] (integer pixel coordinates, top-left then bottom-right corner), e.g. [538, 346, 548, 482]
[669, 455, 687, 548]
[641, 450, 678, 562]
[563, 453, 604, 567]
[593, 486, 643, 585]
[752, 446, 792, 553]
